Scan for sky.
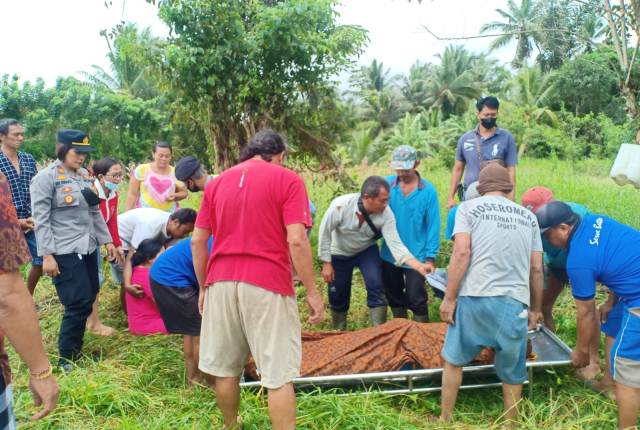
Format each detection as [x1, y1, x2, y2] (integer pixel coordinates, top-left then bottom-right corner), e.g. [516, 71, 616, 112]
[0, 0, 514, 86]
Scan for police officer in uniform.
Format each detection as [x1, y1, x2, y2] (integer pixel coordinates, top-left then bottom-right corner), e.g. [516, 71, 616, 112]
[31, 130, 118, 372]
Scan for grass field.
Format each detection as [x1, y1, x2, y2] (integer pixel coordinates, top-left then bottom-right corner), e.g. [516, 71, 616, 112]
[10, 158, 640, 429]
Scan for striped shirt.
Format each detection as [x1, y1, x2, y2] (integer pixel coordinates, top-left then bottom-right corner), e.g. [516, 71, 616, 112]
[0, 151, 37, 219]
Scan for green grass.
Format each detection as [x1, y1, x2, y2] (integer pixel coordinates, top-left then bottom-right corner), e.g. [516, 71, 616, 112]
[11, 158, 640, 429]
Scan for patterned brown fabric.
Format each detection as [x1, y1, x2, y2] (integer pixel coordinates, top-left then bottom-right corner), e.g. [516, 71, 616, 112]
[0, 172, 31, 274]
[246, 319, 498, 379]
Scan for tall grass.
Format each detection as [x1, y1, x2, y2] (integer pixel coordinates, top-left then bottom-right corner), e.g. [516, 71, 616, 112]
[10, 158, 638, 429]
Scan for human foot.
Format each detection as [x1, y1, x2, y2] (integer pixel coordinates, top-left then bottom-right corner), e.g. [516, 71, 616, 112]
[88, 323, 116, 336]
[587, 380, 616, 400]
[187, 374, 209, 387]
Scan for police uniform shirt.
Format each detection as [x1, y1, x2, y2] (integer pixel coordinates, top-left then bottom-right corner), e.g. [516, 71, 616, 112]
[30, 160, 112, 256]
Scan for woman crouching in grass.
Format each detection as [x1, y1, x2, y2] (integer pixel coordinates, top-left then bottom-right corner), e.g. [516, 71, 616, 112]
[126, 239, 168, 336]
[149, 236, 215, 386]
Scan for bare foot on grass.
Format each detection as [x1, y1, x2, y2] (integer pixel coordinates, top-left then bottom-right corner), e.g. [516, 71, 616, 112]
[88, 323, 116, 336]
[588, 380, 616, 400]
[187, 374, 213, 388]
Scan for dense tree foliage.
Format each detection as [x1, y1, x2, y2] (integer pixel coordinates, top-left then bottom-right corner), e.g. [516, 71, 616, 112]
[148, 0, 367, 170]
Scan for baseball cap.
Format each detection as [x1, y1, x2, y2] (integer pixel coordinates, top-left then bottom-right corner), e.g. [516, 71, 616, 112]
[522, 186, 554, 213]
[175, 156, 202, 181]
[390, 145, 418, 170]
[535, 201, 578, 233]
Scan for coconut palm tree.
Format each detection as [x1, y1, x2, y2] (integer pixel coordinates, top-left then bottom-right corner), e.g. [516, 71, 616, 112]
[400, 61, 435, 114]
[424, 45, 482, 119]
[508, 64, 558, 126]
[577, 13, 607, 53]
[361, 88, 407, 137]
[352, 59, 394, 93]
[351, 59, 407, 137]
[82, 24, 158, 100]
[480, 0, 540, 68]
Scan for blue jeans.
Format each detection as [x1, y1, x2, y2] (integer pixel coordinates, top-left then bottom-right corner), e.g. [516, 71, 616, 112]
[0, 372, 16, 430]
[24, 230, 43, 266]
[328, 245, 387, 312]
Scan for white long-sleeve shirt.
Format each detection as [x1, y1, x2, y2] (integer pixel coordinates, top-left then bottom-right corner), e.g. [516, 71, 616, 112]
[318, 193, 414, 264]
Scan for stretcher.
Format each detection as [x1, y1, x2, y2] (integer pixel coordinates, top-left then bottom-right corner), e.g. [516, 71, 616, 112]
[240, 325, 572, 398]
[241, 268, 573, 397]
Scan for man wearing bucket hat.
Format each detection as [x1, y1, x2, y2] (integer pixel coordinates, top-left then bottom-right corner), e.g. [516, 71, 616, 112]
[536, 201, 640, 429]
[440, 163, 544, 423]
[380, 145, 440, 322]
[31, 129, 118, 372]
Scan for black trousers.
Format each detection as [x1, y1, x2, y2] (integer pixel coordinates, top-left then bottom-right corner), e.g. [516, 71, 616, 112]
[52, 252, 100, 362]
[328, 245, 387, 312]
[381, 260, 428, 318]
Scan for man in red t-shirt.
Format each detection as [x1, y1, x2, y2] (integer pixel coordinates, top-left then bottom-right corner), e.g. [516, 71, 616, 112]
[192, 129, 324, 430]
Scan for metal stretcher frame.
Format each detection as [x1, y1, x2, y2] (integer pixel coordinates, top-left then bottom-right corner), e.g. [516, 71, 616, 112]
[239, 326, 573, 398]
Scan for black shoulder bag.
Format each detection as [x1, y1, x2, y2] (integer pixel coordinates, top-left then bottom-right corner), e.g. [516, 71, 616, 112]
[357, 198, 383, 240]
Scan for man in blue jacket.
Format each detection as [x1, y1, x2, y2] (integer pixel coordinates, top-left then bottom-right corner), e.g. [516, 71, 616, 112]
[537, 201, 640, 429]
[381, 145, 440, 322]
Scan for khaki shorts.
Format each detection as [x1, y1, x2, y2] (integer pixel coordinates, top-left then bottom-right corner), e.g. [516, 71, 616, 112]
[199, 281, 301, 389]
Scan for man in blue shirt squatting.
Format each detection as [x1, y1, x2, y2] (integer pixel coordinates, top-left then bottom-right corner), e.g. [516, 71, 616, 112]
[446, 96, 518, 211]
[536, 201, 640, 429]
[521, 186, 601, 382]
[381, 145, 439, 322]
[149, 236, 214, 386]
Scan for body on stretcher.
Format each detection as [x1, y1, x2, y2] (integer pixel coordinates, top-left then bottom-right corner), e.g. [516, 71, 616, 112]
[240, 326, 571, 397]
[240, 319, 573, 397]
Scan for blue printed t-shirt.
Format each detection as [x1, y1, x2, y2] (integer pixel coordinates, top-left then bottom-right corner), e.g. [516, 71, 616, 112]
[445, 205, 458, 240]
[543, 202, 589, 269]
[380, 175, 440, 265]
[567, 214, 640, 307]
[455, 127, 517, 187]
[150, 236, 213, 288]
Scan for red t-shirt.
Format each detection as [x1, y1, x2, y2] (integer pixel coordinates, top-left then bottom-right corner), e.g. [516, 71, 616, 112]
[195, 159, 311, 296]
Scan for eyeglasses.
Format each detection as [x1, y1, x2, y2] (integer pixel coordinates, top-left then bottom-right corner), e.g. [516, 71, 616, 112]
[105, 173, 123, 179]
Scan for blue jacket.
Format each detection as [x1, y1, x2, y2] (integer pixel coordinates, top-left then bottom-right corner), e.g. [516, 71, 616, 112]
[380, 175, 440, 265]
